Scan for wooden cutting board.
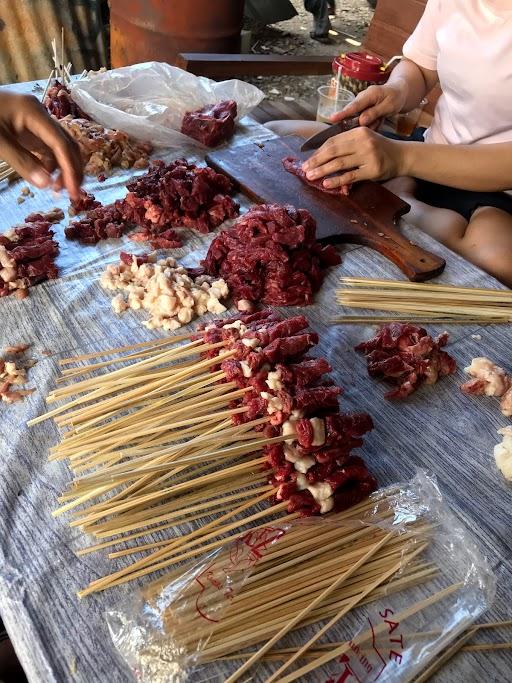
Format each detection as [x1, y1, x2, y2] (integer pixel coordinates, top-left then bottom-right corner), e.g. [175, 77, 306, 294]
[206, 135, 445, 282]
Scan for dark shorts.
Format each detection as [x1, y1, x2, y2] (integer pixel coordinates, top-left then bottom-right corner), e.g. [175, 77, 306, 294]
[385, 128, 512, 221]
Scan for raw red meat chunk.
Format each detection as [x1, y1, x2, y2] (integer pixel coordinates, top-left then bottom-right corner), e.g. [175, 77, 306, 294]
[181, 100, 237, 147]
[65, 203, 127, 244]
[0, 212, 61, 298]
[44, 79, 88, 120]
[202, 203, 341, 306]
[283, 156, 350, 196]
[117, 158, 238, 242]
[69, 189, 101, 216]
[356, 322, 457, 399]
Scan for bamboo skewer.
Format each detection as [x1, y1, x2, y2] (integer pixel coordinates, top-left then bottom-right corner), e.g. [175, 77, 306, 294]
[413, 626, 479, 683]
[58, 332, 192, 366]
[335, 277, 512, 323]
[275, 583, 463, 683]
[341, 276, 512, 296]
[226, 531, 394, 682]
[217, 619, 512, 661]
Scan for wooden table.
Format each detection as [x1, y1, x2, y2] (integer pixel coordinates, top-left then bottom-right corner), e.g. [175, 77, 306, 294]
[0, 80, 511, 683]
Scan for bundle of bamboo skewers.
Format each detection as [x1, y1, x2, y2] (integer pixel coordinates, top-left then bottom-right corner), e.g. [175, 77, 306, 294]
[150, 516, 438, 683]
[108, 487, 495, 683]
[30, 331, 290, 597]
[334, 277, 512, 324]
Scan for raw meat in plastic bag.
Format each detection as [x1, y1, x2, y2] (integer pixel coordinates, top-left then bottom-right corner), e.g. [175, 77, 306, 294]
[69, 62, 265, 149]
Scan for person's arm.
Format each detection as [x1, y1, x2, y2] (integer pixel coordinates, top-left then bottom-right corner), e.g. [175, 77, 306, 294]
[334, 58, 438, 128]
[401, 140, 512, 192]
[302, 127, 512, 193]
[334, 0, 443, 127]
[0, 91, 83, 199]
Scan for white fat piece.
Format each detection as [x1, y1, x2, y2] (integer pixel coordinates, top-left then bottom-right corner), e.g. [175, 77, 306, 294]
[296, 473, 333, 502]
[284, 444, 315, 473]
[494, 426, 512, 482]
[239, 361, 252, 378]
[282, 410, 304, 443]
[310, 417, 326, 447]
[222, 320, 247, 334]
[266, 369, 283, 391]
[320, 497, 334, 514]
[241, 337, 260, 349]
[0, 246, 15, 269]
[260, 391, 284, 415]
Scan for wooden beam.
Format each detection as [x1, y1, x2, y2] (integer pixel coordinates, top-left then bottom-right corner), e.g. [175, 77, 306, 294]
[176, 53, 333, 78]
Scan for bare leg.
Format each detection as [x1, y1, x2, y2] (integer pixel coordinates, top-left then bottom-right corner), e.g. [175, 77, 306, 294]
[458, 207, 512, 287]
[265, 119, 328, 139]
[384, 177, 468, 249]
[385, 178, 512, 286]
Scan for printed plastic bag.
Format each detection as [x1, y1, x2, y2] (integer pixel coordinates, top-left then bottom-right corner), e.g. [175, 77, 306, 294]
[70, 62, 265, 149]
[106, 471, 495, 682]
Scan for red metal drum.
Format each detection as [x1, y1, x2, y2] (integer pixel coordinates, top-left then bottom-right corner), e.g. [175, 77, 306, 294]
[110, 0, 244, 68]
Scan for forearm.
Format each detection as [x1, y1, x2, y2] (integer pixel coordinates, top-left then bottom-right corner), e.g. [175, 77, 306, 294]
[387, 58, 436, 113]
[401, 141, 512, 192]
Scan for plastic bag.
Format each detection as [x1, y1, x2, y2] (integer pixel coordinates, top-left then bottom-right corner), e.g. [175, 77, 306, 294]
[106, 471, 495, 683]
[70, 62, 265, 149]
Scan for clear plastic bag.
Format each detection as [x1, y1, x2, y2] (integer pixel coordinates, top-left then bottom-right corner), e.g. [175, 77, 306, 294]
[106, 471, 495, 682]
[69, 62, 265, 149]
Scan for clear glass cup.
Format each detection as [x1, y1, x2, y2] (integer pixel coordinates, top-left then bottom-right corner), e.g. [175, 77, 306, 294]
[316, 85, 355, 124]
[393, 98, 428, 136]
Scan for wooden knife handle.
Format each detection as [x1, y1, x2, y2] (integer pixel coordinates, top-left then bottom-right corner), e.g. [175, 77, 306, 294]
[361, 230, 446, 281]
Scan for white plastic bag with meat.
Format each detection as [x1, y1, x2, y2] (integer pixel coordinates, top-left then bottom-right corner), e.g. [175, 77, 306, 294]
[69, 61, 265, 149]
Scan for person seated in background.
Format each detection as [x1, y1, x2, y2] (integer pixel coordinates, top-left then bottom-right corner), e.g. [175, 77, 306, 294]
[0, 91, 82, 199]
[267, 0, 512, 287]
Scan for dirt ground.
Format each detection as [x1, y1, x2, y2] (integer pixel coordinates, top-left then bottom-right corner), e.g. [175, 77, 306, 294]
[245, 0, 374, 103]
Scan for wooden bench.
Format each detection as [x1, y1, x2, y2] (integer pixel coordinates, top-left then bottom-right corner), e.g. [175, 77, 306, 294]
[177, 0, 438, 125]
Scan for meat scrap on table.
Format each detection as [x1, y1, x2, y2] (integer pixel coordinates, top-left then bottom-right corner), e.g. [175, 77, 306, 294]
[202, 203, 341, 307]
[120, 159, 239, 247]
[100, 252, 229, 331]
[196, 310, 377, 515]
[181, 100, 237, 147]
[494, 427, 512, 482]
[65, 203, 127, 244]
[44, 81, 152, 176]
[64, 159, 239, 247]
[461, 357, 512, 483]
[461, 357, 512, 417]
[68, 189, 100, 216]
[355, 322, 457, 399]
[0, 209, 63, 299]
[0, 344, 36, 404]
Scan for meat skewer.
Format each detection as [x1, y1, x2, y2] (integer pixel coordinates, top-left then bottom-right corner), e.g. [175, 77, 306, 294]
[30, 311, 377, 597]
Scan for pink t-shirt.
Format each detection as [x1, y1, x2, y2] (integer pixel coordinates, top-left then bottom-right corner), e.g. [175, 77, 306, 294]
[403, 0, 512, 146]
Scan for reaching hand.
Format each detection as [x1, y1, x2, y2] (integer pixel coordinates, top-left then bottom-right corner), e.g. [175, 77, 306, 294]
[302, 126, 407, 191]
[0, 91, 83, 199]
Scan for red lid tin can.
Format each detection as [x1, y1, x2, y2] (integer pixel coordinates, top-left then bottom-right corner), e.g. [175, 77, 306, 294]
[332, 52, 391, 95]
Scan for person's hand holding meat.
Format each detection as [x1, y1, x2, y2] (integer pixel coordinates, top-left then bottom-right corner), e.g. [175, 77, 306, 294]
[0, 91, 83, 199]
[302, 127, 405, 191]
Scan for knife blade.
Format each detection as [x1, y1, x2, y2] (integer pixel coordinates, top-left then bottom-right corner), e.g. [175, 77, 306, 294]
[300, 117, 360, 152]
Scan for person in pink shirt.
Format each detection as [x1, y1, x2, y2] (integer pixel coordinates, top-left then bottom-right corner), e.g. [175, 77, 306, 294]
[269, 1, 512, 285]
